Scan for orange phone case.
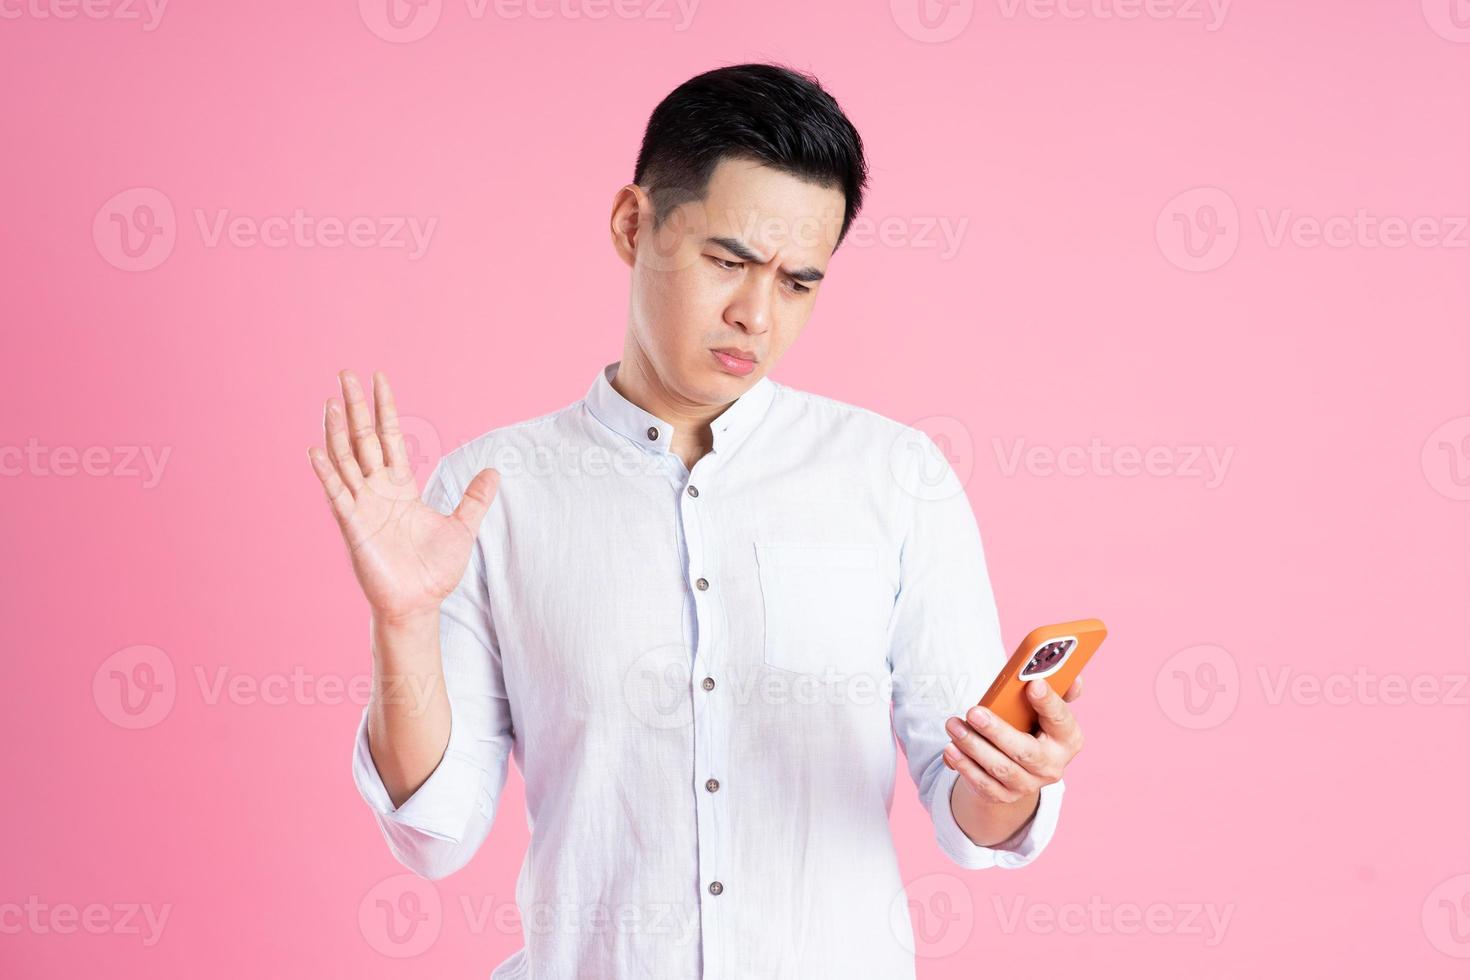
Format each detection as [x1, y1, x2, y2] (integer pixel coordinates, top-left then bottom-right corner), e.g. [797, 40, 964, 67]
[978, 618, 1107, 734]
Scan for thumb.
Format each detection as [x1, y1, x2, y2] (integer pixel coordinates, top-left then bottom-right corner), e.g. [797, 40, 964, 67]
[452, 468, 501, 535]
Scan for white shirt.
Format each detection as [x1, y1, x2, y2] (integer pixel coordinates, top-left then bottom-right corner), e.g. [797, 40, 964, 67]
[351, 360, 1065, 979]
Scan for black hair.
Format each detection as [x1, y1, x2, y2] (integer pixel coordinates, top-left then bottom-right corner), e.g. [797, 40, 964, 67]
[632, 62, 869, 251]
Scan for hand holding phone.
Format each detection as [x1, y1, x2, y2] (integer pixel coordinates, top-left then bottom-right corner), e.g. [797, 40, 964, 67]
[978, 618, 1107, 735]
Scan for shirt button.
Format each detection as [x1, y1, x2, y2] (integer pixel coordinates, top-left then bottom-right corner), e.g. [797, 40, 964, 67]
[687, 485, 699, 497]
[708, 881, 723, 896]
[646, 426, 658, 440]
[695, 577, 709, 591]
[702, 676, 715, 691]
[705, 778, 720, 793]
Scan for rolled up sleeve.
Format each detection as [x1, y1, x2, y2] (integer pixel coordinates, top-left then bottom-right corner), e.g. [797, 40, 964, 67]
[886, 428, 1065, 870]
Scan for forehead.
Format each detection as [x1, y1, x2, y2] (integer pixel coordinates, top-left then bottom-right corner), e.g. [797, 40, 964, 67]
[696, 156, 846, 258]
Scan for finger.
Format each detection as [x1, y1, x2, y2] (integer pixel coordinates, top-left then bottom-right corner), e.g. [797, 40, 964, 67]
[339, 370, 385, 475]
[943, 743, 1023, 804]
[324, 398, 364, 493]
[1028, 678, 1082, 748]
[452, 468, 502, 536]
[373, 371, 412, 480]
[944, 715, 1041, 795]
[1063, 675, 1084, 702]
[960, 705, 1050, 780]
[308, 447, 354, 524]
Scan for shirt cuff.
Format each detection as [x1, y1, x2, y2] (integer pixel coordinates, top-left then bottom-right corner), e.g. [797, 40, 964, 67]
[930, 766, 1065, 870]
[351, 702, 486, 845]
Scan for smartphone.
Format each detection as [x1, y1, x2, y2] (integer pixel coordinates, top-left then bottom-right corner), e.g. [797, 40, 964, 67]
[977, 618, 1107, 734]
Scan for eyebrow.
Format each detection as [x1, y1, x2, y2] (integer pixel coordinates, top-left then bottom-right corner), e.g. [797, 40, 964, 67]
[704, 236, 826, 283]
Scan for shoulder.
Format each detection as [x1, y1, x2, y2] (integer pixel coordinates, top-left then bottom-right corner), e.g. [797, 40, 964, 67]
[431, 401, 580, 490]
[771, 380, 929, 449]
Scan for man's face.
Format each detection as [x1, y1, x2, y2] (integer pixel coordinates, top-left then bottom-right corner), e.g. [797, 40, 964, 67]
[620, 156, 847, 405]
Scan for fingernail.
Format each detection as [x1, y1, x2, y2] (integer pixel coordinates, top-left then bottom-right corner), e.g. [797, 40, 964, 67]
[945, 718, 966, 738]
[968, 707, 990, 727]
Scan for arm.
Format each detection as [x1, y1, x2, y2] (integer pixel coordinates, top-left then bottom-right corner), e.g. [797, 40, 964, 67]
[887, 428, 1066, 870]
[365, 611, 448, 811]
[310, 370, 511, 880]
[350, 485, 516, 879]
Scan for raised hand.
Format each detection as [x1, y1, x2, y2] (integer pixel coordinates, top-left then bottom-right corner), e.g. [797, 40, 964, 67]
[307, 370, 500, 624]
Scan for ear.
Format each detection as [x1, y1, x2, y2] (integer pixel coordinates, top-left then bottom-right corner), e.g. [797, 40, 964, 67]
[609, 183, 649, 270]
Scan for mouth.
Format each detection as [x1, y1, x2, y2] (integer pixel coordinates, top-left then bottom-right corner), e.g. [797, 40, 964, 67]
[711, 347, 758, 376]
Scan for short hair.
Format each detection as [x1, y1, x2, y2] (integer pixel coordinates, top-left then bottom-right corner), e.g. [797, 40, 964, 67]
[632, 62, 869, 251]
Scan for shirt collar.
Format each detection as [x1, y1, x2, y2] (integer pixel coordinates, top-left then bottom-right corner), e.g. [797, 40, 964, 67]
[584, 360, 777, 457]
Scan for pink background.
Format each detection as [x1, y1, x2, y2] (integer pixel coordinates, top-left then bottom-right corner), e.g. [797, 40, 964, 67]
[3, 1, 1468, 976]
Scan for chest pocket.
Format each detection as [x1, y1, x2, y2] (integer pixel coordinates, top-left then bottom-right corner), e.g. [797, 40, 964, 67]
[754, 541, 891, 677]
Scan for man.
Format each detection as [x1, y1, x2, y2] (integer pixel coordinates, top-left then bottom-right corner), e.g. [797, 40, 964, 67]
[308, 62, 1084, 979]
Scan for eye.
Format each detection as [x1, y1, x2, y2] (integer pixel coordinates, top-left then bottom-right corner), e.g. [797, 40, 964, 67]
[785, 278, 811, 294]
[708, 256, 742, 271]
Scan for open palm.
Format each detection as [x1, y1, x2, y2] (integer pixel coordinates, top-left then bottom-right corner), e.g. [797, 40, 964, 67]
[308, 370, 500, 622]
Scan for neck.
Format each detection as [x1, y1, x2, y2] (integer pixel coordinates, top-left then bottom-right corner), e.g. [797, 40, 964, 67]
[613, 342, 728, 468]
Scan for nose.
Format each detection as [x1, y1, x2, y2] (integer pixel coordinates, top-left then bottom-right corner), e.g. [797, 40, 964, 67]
[724, 274, 773, 336]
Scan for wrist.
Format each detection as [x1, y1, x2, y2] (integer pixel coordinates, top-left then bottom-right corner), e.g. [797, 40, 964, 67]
[950, 774, 1041, 848]
[372, 605, 440, 631]
[370, 607, 441, 657]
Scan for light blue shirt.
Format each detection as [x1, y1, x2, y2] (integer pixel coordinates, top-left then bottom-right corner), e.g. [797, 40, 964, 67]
[352, 360, 1064, 978]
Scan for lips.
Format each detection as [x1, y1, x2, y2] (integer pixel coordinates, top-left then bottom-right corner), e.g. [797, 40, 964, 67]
[711, 348, 757, 376]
